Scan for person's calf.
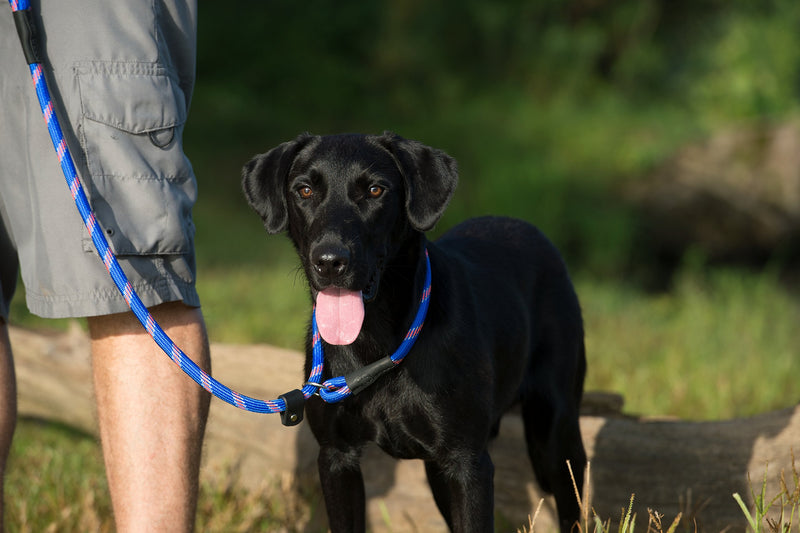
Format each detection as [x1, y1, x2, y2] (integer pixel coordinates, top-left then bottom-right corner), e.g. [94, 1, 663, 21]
[89, 302, 210, 533]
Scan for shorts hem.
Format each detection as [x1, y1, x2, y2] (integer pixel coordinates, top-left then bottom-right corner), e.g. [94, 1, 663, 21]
[24, 278, 201, 319]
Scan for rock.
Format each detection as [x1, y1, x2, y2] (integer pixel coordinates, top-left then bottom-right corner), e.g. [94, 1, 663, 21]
[627, 120, 800, 273]
[12, 325, 800, 531]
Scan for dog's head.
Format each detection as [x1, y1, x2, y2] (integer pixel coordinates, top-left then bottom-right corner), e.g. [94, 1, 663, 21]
[242, 132, 457, 344]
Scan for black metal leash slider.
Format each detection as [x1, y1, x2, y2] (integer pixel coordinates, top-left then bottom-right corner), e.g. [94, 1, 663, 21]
[344, 356, 397, 396]
[13, 7, 42, 65]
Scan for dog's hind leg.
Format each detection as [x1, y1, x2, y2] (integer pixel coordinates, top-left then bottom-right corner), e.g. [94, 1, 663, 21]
[520, 326, 586, 531]
[521, 390, 585, 532]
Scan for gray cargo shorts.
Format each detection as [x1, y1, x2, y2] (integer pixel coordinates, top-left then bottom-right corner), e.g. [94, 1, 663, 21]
[0, 0, 201, 320]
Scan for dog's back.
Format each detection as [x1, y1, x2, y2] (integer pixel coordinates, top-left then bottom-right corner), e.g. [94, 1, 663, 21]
[432, 215, 585, 416]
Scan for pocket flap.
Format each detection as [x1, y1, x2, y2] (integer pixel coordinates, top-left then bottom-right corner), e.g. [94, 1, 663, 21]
[76, 63, 196, 257]
[78, 67, 187, 134]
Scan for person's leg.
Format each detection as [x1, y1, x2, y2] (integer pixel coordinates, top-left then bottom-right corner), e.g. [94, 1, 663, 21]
[0, 321, 16, 533]
[89, 301, 210, 533]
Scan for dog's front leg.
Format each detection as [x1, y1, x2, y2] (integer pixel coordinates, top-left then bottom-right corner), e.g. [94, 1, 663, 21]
[318, 445, 367, 533]
[425, 449, 495, 533]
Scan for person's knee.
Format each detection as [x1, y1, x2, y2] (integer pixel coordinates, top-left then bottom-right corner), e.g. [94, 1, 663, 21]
[87, 301, 205, 339]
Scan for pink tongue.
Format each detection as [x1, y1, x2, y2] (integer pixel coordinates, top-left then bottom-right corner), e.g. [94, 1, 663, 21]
[315, 288, 365, 345]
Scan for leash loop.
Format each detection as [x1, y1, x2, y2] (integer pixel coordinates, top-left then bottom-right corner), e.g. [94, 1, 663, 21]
[311, 251, 432, 404]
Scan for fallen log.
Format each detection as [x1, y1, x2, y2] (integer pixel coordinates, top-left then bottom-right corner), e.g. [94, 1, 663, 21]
[12, 325, 799, 532]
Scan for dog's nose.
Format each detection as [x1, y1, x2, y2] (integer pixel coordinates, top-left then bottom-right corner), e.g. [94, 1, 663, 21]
[312, 244, 350, 281]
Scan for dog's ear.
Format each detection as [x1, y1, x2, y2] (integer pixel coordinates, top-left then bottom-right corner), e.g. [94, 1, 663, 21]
[378, 131, 458, 232]
[242, 134, 312, 234]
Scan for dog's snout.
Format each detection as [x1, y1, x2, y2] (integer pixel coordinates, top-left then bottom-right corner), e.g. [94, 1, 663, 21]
[312, 244, 350, 281]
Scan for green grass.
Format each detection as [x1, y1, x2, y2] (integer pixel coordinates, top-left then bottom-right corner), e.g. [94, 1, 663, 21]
[733, 454, 800, 533]
[6, 419, 111, 533]
[5, 418, 323, 533]
[580, 265, 800, 420]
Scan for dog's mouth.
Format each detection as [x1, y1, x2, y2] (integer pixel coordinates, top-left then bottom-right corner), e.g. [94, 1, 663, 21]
[361, 265, 381, 301]
[312, 263, 381, 346]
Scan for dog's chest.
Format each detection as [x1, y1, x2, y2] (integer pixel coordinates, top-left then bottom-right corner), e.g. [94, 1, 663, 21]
[361, 402, 440, 460]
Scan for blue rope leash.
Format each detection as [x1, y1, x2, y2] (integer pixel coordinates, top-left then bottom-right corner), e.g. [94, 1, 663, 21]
[8, 0, 431, 420]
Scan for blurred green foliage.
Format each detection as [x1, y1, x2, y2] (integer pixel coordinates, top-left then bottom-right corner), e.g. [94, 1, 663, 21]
[187, 0, 800, 276]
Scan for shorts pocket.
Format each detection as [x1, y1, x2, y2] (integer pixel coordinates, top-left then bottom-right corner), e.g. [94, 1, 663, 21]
[76, 63, 196, 256]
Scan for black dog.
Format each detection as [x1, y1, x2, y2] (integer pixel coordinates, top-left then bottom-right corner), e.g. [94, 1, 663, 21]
[242, 132, 587, 532]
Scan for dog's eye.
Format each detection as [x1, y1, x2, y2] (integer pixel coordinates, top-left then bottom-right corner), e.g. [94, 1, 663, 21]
[298, 186, 314, 199]
[368, 185, 384, 198]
